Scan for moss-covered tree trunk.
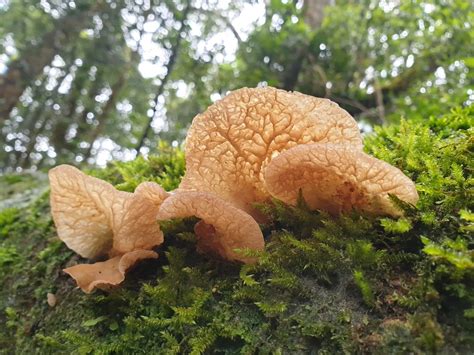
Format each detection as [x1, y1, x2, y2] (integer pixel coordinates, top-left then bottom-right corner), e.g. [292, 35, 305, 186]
[0, 107, 472, 354]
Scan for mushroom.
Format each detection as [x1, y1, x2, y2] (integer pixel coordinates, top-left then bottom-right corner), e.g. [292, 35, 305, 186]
[49, 165, 168, 292]
[156, 191, 264, 263]
[48, 86, 419, 293]
[179, 87, 363, 219]
[63, 250, 158, 293]
[264, 143, 419, 216]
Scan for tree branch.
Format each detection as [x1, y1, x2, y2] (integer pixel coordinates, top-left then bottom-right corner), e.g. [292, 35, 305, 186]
[135, 0, 191, 152]
[192, 8, 242, 44]
[0, 2, 106, 123]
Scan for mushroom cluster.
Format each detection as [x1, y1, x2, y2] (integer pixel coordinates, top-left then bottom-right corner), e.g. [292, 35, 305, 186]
[49, 87, 418, 293]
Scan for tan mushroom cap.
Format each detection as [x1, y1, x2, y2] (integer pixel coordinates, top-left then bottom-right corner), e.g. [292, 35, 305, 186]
[63, 250, 158, 293]
[49, 165, 117, 258]
[179, 87, 362, 217]
[111, 182, 169, 255]
[156, 191, 264, 263]
[49, 165, 167, 258]
[264, 144, 419, 216]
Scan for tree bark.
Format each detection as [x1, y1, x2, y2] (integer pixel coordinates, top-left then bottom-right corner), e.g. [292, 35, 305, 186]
[281, 0, 334, 91]
[83, 72, 128, 161]
[135, 0, 191, 152]
[74, 66, 105, 140]
[18, 69, 72, 169]
[49, 57, 90, 157]
[0, 3, 102, 123]
[303, 0, 335, 28]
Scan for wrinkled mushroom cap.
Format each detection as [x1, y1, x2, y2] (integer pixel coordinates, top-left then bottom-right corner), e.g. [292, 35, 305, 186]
[264, 143, 419, 216]
[156, 190, 264, 263]
[49, 165, 117, 258]
[111, 182, 169, 254]
[179, 87, 362, 217]
[49, 165, 167, 258]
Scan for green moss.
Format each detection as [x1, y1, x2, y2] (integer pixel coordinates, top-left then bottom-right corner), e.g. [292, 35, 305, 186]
[0, 172, 48, 211]
[92, 141, 185, 192]
[0, 106, 473, 354]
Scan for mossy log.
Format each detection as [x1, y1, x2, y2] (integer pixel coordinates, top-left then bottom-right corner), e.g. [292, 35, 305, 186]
[0, 107, 473, 354]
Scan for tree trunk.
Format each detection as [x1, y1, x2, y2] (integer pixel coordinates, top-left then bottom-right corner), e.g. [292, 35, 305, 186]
[74, 66, 105, 140]
[50, 77, 83, 156]
[82, 73, 127, 162]
[281, 0, 334, 91]
[18, 70, 72, 169]
[0, 4, 102, 122]
[303, 0, 335, 28]
[282, 47, 307, 91]
[135, 0, 191, 152]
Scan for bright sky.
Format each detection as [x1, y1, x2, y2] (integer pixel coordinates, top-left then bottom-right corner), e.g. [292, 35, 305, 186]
[137, 1, 266, 78]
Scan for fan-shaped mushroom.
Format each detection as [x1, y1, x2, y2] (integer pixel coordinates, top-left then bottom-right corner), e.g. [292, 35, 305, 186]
[156, 190, 264, 263]
[48, 86, 419, 293]
[264, 143, 419, 216]
[179, 87, 363, 218]
[49, 165, 168, 292]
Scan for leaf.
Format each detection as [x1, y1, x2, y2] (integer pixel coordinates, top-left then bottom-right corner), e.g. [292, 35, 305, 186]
[109, 321, 119, 331]
[82, 316, 107, 328]
[462, 57, 474, 68]
[380, 217, 413, 233]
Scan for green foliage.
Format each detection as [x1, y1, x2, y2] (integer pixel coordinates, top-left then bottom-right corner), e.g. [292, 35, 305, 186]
[92, 141, 185, 192]
[230, 0, 473, 126]
[380, 217, 413, 233]
[422, 236, 473, 269]
[0, 106, 473, 353]
[353, 270, 375, 306]
[0, 208, 20, 238]
[0, 246, 18, 269]
[3, 0, 473, 170]
[380, 313, 447, 353]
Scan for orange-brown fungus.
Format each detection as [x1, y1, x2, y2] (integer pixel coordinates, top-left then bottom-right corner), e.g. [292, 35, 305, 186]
[49, 86, 418, 293]
[49, 165, 167, 292]
[179, 86, 363, 218]
[156, 191, 264, 263]
[264, 143, 419, 216]
[63, 250, 158, 293]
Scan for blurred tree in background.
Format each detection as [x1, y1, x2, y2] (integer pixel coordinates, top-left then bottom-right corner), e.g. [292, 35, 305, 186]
[0, 0, 472, 172]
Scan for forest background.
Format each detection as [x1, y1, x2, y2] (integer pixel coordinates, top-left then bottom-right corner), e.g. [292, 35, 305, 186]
[0, 1, 473, 353]
[1, 0, 472, 171]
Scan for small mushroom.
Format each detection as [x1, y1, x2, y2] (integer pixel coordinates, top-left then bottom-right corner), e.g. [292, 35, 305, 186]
[47, 292, 57, 307]
[179, 87, 363, 218]
[156, 190, 264, 263]
[111, 182, 169, 255]
[49, 165, 168, 292]
[264, 143, 419, 216]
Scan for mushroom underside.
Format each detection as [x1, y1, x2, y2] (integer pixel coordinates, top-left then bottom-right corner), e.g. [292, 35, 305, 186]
[64, 250, 159, 293]
[157, 190, 265, 263]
